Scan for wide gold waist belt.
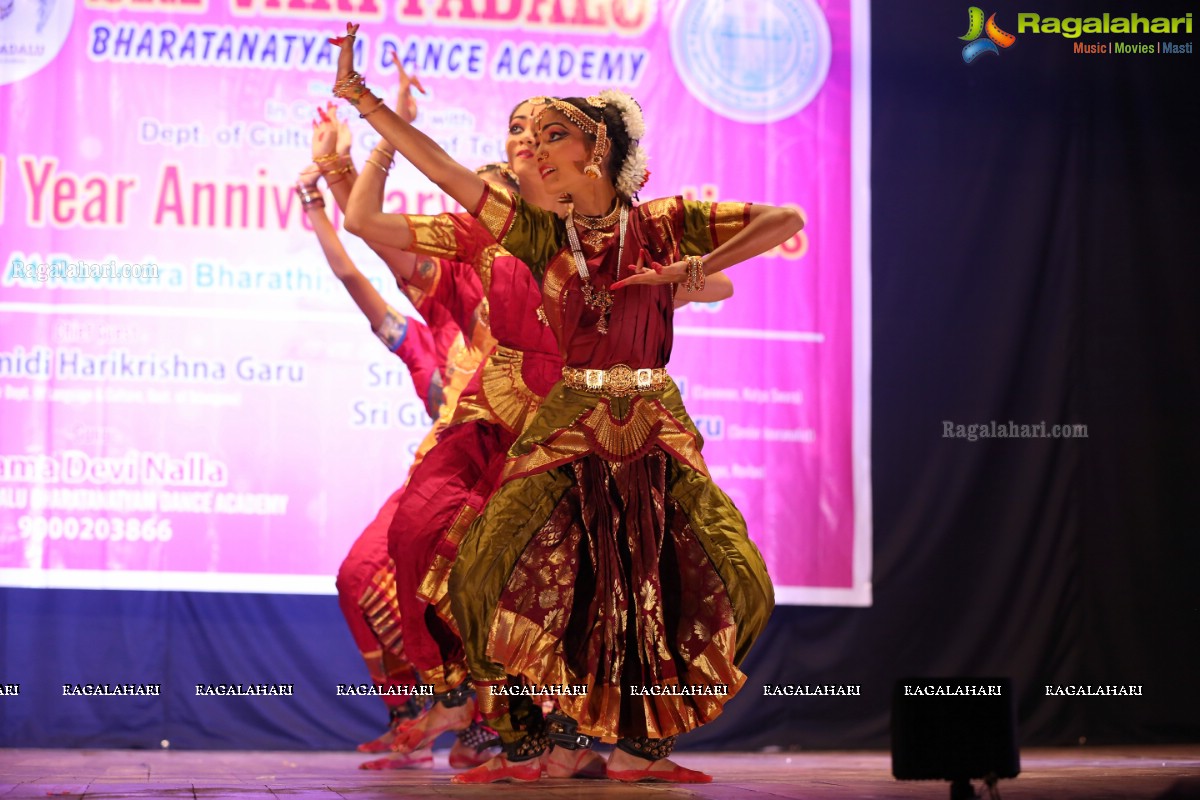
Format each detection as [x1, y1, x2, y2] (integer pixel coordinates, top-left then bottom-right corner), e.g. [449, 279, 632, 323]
[561, 364, 668, 397]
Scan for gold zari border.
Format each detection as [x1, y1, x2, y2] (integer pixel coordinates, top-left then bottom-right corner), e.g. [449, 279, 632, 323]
[417, 504, 480, 607]
[503, 396, 707, 481]
[416, 661, 469, 696]
[486, 608, 745, 742]
[405, 214, 461, 260]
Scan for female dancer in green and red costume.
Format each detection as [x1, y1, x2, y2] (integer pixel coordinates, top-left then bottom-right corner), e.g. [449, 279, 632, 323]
[340, 68, 734, 778]
[329, 22, 796, 783]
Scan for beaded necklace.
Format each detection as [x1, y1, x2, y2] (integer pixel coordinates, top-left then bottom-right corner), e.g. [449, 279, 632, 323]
[565, 205, 627, 336]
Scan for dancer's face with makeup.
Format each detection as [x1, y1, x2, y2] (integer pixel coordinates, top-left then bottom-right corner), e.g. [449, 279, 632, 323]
[506, 100, 540, 181]
[532, 108, 604, 196]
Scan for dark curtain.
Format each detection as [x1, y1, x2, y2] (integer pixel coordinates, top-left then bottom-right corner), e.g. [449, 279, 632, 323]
[2, 0, 1198, 750]
[690, 0, 1200, 750]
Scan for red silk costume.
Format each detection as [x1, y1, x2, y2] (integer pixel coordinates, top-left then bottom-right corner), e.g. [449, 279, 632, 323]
[334, 301, 476, 708]
[384, 215, 563, 693]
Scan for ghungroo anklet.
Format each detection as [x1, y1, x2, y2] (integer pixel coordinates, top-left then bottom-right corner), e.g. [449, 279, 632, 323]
[433, 683, 473, 708]
[505, 730, 549, 762]
[389, 696, 422, 724]
[616, 734, 678, 761]
[456, 721, 501, 752]
[546, 712, 594, 750]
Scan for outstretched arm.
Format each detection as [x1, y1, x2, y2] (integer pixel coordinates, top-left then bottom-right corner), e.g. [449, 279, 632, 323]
[344, 54, 421, 251]
[311, 103, 358, 211]
[299, 166, 444, 396]
[697, 204, 803, 276]
[297, 166, 389, 329]
[344, 141, 415, 250]
[613, 204, 803, 290]
[332, 24, 486, 215]
[308, 98, 421, 284]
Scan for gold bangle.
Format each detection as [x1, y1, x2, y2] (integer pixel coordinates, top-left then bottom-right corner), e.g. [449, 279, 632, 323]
[359, 98, 385, 118]
[365, 157, 391, 174]
[684, 255, 706, 292]
[318, 155, 353, 175]
[333, 71, 368, 101]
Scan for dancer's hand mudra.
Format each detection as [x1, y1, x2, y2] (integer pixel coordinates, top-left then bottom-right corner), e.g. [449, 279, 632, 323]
[311, 102, 340, 161]
[390, 52, 425, 124]
[329, 22, 359, 88]
[611, 252, 687, 290]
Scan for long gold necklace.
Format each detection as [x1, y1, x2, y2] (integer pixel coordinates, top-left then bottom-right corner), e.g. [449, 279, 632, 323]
[566, 205, 627, 336]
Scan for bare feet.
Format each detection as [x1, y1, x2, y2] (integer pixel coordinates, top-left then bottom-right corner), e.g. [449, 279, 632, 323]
[606, 748, 712, 783]
[358, 747, 434, 770]
[392, 697, 475, 753]
[356, 708, 423, 753]
[451, 752, 543, 783]
[449, 735, 501, 769]
[545, 746, 607, 778]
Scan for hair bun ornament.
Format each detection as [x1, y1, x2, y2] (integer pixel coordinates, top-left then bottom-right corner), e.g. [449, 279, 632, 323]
[596, 89, 645, 141]
[616, 145, 649, 199]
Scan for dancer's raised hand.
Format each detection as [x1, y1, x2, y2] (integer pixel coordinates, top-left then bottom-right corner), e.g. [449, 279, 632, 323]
[330, 22, 359, 88]
[311, 102, 339, 161]
[390, 52, 426, 124]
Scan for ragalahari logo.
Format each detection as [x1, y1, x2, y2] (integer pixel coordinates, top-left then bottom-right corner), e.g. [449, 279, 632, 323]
[960, 7, 1016, 62]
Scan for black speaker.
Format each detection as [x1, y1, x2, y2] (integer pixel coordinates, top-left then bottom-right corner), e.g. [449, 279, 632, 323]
[891, 677, 1019, 798]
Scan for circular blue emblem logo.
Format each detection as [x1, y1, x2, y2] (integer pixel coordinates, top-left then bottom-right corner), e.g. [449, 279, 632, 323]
[0, 0, 75, 87]
[670, 0, 832, 124]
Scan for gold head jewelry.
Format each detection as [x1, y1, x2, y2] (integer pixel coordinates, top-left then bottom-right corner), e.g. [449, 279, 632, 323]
[536, 98, 609, 178]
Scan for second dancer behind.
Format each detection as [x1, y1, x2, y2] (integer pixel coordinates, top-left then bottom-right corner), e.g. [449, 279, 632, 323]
[305, 94, 497, 770]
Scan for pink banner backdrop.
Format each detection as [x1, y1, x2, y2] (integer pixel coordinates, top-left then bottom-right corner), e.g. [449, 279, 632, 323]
[0, 0, 871, 605]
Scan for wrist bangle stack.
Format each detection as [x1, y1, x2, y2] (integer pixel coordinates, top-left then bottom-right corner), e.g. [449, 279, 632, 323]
[295, 183, 325, 210]
[315, 154, 355, 186]
[684, 255, 706, 292]
[332, 70, 372, 105]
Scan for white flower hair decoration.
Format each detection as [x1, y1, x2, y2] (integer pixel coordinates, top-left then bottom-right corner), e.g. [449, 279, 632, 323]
[617, 147, 650, 200]
[592, 89, 649, 198]
[597, 89, 646, 140]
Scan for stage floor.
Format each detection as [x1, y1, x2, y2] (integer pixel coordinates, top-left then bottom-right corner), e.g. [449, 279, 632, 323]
[1, 747, 1199, 799]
